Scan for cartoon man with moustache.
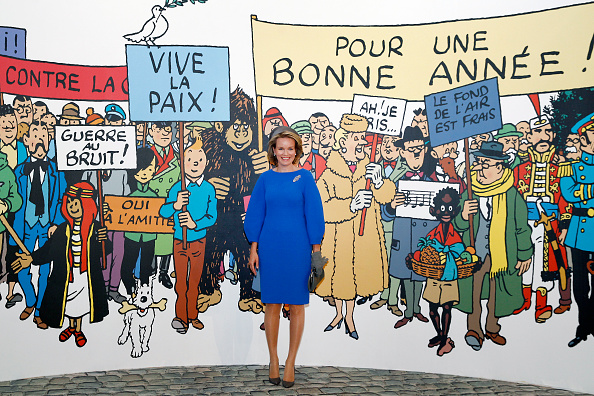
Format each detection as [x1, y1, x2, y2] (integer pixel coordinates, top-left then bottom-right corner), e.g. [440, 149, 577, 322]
[11, 120, 67, 329]
[430, 141, 466, 193]
[493, 124, 523, 169]
[560, 112, 594, 347]
[513, 115, 572, 322]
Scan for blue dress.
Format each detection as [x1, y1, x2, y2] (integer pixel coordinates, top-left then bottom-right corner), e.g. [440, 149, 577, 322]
[244, 168, 325, 305]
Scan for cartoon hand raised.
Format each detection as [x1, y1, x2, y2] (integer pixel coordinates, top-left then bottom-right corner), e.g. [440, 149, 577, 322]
[208, 177, 231, 200]
[97, 227, 108, 242]
[365, 163, 384, 189]
[248, 149, 269, 174]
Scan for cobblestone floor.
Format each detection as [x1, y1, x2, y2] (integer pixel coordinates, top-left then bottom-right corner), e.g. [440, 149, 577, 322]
[0, 365, 590, 395]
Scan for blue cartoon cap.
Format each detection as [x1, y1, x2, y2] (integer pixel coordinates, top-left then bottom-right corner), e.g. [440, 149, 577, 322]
[571, 112, 594, 135]
[105, 103, 126, 120]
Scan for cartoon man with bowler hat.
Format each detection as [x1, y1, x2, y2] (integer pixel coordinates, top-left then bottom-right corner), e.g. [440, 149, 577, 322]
[453, 141, 532, 351]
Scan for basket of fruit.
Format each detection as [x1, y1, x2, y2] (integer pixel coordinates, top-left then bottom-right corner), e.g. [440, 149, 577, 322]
[406, 238, 481, 280]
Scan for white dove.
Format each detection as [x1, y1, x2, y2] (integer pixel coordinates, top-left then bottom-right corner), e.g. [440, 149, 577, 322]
[124, 5, 169, 46]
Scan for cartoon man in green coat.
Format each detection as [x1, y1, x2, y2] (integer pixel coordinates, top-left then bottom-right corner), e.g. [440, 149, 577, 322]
[453, 141, 533, 351]
[148, 121, 181, 289]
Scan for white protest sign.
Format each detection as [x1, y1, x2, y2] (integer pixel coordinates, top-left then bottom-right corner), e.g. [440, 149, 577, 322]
[351, 94, 407, 136]
[55, 125, 137, 171]
[395, 180, 459, 220]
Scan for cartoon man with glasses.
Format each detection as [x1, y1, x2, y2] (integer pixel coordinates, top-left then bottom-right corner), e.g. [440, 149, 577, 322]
[454, 140, 532, 351]
[12, 96, 33, 126]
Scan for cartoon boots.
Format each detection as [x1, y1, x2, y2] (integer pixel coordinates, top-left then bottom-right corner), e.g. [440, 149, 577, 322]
[535, 287, 553, 323]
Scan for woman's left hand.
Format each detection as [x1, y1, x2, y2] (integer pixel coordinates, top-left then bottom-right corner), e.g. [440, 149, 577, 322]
[248, 243, 259, 275]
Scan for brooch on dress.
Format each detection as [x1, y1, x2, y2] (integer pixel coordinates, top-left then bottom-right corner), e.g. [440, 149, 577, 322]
[293, 175, 301, 182]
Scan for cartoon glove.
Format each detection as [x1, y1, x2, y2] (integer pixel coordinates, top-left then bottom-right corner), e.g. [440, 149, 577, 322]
[365, 163, 384, 189]
[350, 189, 373, 213]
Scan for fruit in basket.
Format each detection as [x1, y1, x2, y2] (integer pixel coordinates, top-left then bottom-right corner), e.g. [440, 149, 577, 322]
[466, 246, 476, 255]
[439, 252, 446, 265]
[413, 251, 421, 261]
[460, 251, 472, 264]
[420, 245, 441, 264]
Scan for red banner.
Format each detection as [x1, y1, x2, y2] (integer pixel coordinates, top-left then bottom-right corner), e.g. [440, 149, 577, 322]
[0, 54, 128, 101]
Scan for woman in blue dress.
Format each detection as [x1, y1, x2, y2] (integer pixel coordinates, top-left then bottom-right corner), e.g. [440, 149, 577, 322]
[244, 126, 325, 388]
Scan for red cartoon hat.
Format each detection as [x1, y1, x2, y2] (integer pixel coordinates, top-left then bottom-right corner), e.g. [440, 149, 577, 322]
[262, 107, 288, 129]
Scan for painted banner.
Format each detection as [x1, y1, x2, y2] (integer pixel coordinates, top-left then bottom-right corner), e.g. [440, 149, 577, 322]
[252, 3, 594, 101]
[425, 78, 502, 146]
[0, 27, 26, 59]
[0, 54, 127, 100]
[351, 94, 407, 136]
[395, 180, 459, 220]
[126, 45, 230, 122]
[55, 125, 137, 171]
[104, 195, 174, 234]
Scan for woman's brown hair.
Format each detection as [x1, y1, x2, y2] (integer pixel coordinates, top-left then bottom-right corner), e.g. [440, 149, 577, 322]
[267, 127, 303, 167]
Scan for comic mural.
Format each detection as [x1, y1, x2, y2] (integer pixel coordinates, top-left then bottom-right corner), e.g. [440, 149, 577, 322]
[1, 0, 594, 392]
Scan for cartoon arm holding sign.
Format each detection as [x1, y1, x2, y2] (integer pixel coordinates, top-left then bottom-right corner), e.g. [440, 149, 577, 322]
[159, 140, 217, 333]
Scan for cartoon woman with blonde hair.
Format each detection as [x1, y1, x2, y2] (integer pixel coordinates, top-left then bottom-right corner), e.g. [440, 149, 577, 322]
[315, 114, 395, 339]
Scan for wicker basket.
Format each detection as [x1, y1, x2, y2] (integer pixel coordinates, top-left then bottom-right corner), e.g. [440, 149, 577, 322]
[408, 257, 481, 280]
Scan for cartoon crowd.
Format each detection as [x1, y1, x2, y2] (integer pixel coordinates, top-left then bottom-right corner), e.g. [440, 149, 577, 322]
[1, 87, 593, 358]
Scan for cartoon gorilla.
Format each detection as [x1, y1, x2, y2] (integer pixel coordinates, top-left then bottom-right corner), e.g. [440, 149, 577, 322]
[197, 86, 269, 314]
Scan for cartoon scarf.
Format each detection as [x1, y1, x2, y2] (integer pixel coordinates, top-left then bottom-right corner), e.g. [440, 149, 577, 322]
[471, 167, 514, 278]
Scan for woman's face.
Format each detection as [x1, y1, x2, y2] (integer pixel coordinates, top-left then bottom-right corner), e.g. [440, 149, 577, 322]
[273, 137, 297, 167]
[340, 131, 366, 162]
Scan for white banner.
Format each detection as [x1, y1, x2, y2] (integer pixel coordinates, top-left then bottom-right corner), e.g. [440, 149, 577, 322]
[55, 125, 137, 171]
[351, 94, 407, 136]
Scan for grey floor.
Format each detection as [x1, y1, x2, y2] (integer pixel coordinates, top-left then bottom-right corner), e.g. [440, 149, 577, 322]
[0, 365, 590, 395]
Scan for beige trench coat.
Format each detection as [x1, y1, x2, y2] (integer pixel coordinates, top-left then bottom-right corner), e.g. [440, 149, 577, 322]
[315, 150, 396, 300]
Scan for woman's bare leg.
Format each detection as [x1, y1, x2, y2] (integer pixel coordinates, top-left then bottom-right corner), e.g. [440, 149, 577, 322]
[329, 299, 344, 327]
[284, 304, 305, 383]
[75, 317, 82, 332]
[345, 299, 356, 331]
[264, 303, 282, 379]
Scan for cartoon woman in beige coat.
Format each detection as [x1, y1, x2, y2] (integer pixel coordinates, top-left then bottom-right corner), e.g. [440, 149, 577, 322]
[315, 114, 395, 339]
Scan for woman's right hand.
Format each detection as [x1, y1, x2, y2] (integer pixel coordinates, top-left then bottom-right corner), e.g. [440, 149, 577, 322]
[248, 242, 259, 275]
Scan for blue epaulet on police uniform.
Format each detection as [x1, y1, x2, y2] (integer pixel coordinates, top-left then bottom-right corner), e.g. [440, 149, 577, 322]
[558, 160, 578, 178]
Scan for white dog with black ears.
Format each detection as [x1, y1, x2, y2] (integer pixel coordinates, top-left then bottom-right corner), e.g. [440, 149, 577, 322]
[118, 276, 167, 358]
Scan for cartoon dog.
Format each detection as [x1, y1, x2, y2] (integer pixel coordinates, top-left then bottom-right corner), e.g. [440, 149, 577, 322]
[118, 277, 167, 358]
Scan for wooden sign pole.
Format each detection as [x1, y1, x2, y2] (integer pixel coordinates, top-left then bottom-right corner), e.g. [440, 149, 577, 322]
[464, 137, 475, 247]
[179, 121, 187, 249]
[96, 171, 108, 269]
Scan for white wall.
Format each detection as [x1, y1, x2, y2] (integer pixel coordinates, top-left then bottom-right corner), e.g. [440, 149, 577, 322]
[1, 1, 593, 393]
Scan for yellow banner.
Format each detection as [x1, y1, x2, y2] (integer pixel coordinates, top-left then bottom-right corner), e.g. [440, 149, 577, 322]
[252, 3, 594, 101]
